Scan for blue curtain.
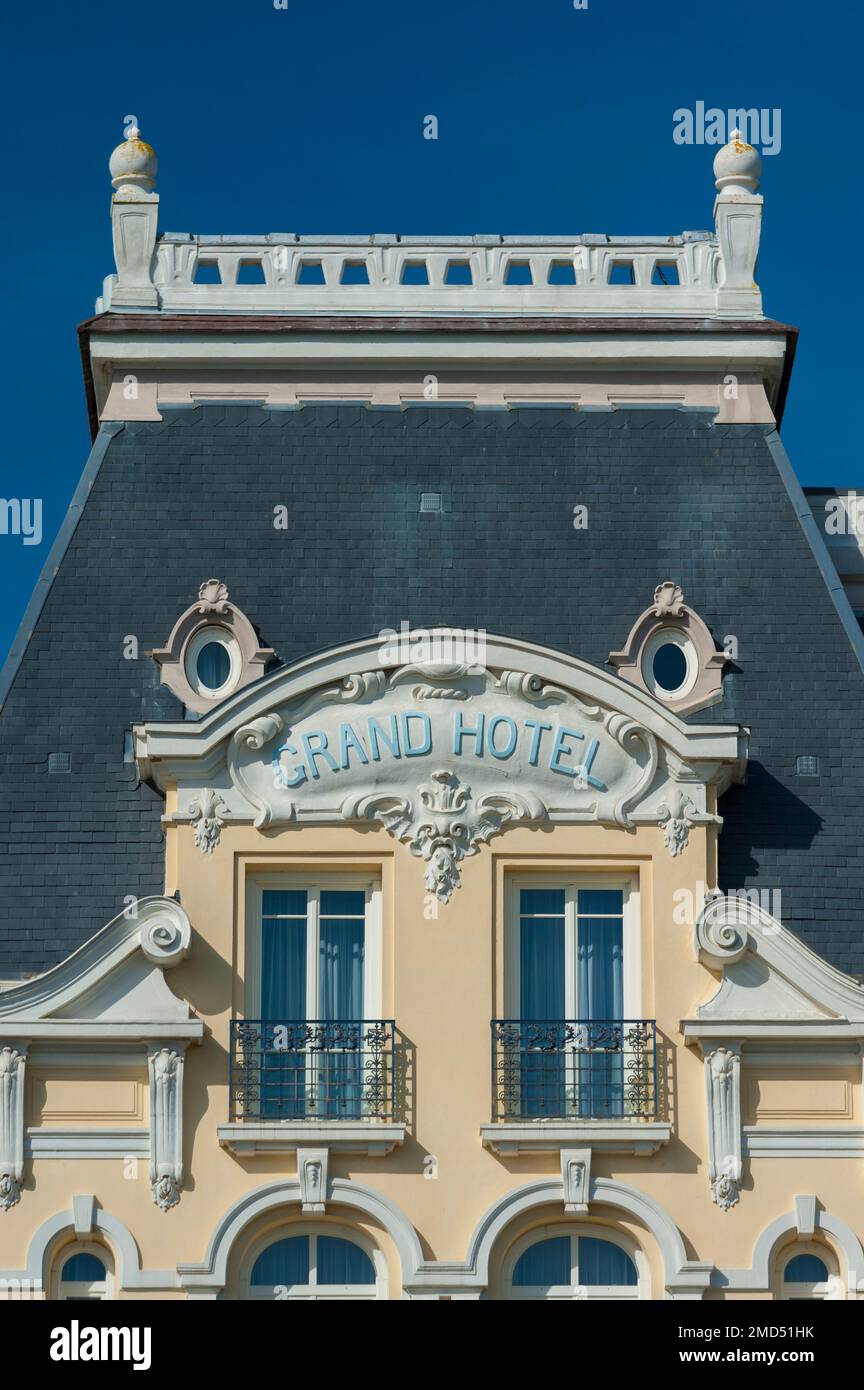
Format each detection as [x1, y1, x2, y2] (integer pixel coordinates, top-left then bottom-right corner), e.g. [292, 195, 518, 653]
[579, 1236, 637, 1286]
[784, 1254, 828, 1283]
[62, 1253, 106, 1282]
[318, 890, 365, 1118]
[577, 891, 624, 1117]
[513, 1236, 570, 1286]
[261, 890, 307, 1118]
[317, 1236, 375, 1286]
[519, 889, 565, 1118]
[250, 1236, 310, 1287]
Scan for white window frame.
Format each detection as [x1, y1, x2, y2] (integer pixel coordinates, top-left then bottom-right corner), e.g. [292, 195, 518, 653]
[245, 873, 382, 1022]
[54, 1241, 114, 1302]
[504, 874, 641, 1019]
[242, 1222, 386, 1301]
[777, 1243, 839, 1301]
[185, 625, 242, 700]
[502, 1222, 648, 1301]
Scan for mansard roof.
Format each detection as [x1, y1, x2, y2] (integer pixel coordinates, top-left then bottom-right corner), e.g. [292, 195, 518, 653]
[1, 404, 862, 976]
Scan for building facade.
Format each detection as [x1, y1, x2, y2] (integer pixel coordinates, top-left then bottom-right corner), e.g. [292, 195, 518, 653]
[1, 126, 863, 1301]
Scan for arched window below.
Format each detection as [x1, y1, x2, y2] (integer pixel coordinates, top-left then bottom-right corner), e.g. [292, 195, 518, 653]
[506, 1227, 644, 1300]
[247, 1231, 381, 1300]
[781, 1251, 834, 1301]
[56, 1247, 112, 1301]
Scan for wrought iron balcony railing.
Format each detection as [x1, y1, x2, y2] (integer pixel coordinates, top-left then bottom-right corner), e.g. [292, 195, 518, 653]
[491, 1019, 657, 1123]
[229, 1020, 396, 1124]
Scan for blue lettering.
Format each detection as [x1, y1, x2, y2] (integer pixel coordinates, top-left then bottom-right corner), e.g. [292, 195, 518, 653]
[367, 715, 401, 762]
[338, 721, 370, 770]
[524, 719, 552, 767]
[272, 742, 307, 789]
[487, 714, 518, 760]
[577, 736, 606, 791]
[550, 725, 585, 777]
[401, 711, 432, 757]
[301, 730, 339, 780]
[453, 710, 485, 756]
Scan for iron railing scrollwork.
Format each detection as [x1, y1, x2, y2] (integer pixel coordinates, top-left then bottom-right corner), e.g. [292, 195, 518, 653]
[490, 1018, 657, 1122]
[229, 1019, 396, 1123]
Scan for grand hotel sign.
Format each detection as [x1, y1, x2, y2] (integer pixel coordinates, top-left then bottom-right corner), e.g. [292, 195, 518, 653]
[135, 632, 747, 901]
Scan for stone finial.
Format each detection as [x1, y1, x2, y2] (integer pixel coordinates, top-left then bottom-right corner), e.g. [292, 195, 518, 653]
[713, 129, 762, 196]
[109, 120, 158, 196]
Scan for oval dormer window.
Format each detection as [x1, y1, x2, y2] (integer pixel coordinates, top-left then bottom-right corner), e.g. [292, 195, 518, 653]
[185, 627, 240, 699]
[642, 629, 697, 701]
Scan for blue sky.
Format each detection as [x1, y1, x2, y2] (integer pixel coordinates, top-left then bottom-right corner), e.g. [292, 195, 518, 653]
[1, 0, 862, 665]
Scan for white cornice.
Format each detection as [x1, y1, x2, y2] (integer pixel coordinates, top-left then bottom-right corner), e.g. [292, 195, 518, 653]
[134, 629, 746, 778]
[0, 897, 203, 1043]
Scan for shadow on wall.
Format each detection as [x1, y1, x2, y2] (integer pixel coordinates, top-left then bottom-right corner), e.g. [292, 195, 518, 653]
[718, 760, 823, 882]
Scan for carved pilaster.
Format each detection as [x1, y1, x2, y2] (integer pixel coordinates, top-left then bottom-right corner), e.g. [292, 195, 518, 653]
[705, 1044, 742, 1210]
[0, 1045, 26, 1210]
[297, 1148, 329, 1213]
[148, 1045, 185, 1210]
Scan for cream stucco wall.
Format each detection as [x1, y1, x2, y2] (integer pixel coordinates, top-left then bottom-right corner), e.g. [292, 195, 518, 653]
[4, 813, 861, 1301]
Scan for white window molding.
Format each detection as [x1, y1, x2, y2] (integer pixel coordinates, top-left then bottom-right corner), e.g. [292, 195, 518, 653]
[503, 873, 641, 1019]
[609, 582, 729, 715]
[152, 579, 274, 713]
[54, 1241, 114, 1302]
[244, 873, 383, 1021]
[239, 1221, 387, 1301]
[500, 1220, 648, 1301]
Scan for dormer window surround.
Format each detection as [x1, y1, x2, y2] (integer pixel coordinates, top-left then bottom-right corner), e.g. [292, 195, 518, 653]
[152, 580, 275, 714]
[608, 583, 729, 716]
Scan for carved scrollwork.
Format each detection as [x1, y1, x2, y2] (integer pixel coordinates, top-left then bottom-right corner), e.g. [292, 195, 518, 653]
[695, 890, 752, 967]
[605, 714, 659, 827]
[342, 771, 545, 903]
[139, 898, 192, 966]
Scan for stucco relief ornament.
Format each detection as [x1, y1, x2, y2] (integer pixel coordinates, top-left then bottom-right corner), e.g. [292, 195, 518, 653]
[344, 769, 544, 904]
[0, 1046, 25, 1211]
[658, 788, 697, 857]
[652, 582, 686, 617]
[196, 578, 231, 614]
[189, 788, 227, 854]
[705, 1046, 742, 1211]
[149, 1047, 184, 1211]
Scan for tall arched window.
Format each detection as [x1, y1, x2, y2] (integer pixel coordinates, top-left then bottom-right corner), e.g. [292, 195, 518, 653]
[247, 1231, 381, 1300]
[506, 1227, 643, 1300]
[56, 1246, 112, 1301]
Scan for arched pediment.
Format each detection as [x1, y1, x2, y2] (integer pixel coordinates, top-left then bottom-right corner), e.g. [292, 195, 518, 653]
[134, 629, 747, 900]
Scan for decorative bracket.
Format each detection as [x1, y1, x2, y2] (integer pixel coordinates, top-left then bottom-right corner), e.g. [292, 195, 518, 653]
[148, 1044, 186, 1211]
[561, 1148, 591, 1213]
[297, 1147, 329, 1213]
[705, 1043, 742, 1210]
[0, 1045, 26, 1210]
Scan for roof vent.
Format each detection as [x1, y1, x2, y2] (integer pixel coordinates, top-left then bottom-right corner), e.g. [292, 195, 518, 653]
[795, 755, 820, 777]
[420, 492, 442, 514]
[47, 751, 71, 774]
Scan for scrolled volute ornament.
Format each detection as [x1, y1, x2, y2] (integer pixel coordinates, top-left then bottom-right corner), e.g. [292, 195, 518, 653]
[139, 898, 192, 967]
[695, 890, 749, 968]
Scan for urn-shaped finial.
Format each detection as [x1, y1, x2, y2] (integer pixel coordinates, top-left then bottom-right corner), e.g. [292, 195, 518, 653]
[109, 120, 158, 194]
[713, 128, 762, 196]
